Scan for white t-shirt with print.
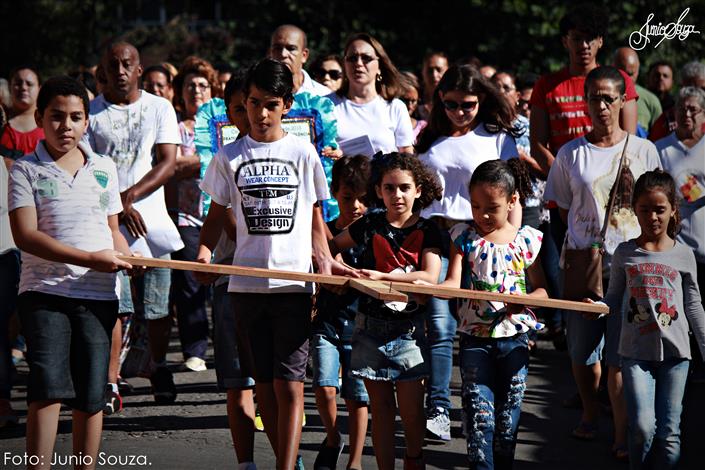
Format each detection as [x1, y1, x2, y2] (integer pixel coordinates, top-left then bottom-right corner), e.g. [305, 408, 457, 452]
[8, 141, 122, 300]
[657, 132, 705, 263]
[0, 161, 16, 254]
[419, 127, 518, 220]
[545, 134, 662, 264]
[84, 91, 183, 257]
[298, 70, 331, 97]
[200, 133, 330, 293]
[329, 94, 413, 156]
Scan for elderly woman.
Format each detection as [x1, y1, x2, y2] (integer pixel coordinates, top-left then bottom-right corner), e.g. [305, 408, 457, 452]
[545, 66, 662, 458]
[170, 56, 222, 373]
[656, 87, 705, 295]
[330, 33, 413, 156]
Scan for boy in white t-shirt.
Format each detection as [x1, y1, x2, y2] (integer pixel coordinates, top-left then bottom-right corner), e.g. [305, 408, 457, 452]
[8, 76, 136, 468]
[197, 58, 353, 470]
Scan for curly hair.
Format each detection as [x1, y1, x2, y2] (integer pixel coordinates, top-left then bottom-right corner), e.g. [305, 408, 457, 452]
[173, 55, 222, 110]
[632, 169, 681, 238]
[470, 159, 533, 205]
[367, 152, 442, 212]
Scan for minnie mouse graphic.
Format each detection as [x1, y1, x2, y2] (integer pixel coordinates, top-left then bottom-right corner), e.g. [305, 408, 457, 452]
[655, 298, 678, 327]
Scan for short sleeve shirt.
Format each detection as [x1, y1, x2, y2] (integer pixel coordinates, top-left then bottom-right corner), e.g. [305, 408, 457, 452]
[329, 94, 413, 155]
[419, 126, 518, 220]
[348, 211, 442, 318]
[530, 67, 639, 152]
[545, 135, 662, 262]
[452, 223, 543, 338]
[200, 133, 329, 293]
[656, 133, 705, 263]
[8, 141, 122, 300]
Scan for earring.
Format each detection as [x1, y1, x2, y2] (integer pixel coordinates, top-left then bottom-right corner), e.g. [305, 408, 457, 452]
[376, 73, 382, 82]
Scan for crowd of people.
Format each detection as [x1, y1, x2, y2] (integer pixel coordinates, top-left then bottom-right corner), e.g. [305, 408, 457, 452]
[0, 3, 704, 470]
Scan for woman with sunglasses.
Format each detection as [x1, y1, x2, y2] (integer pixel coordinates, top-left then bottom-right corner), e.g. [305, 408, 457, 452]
[311, 54, 344, 92]
[331, 33, 413, 156]
[415, 64, 520, 442]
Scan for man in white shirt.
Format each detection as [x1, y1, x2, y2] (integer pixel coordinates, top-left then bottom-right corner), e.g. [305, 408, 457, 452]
[85, 42, 183, 407]
[268, 24, 330, 96]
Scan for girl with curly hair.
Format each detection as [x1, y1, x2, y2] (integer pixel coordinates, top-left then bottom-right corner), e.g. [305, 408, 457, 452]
[329, 152, 443, 469]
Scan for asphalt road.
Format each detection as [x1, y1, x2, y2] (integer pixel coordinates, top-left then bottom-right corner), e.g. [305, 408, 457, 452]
[2, 334, 703, 469]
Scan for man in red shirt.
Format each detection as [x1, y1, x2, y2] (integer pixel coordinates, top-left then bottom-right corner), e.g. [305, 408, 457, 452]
[530, 6, 638, 174]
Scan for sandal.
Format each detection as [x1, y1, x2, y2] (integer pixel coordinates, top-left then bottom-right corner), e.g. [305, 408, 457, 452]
[571, 421, 598, 440]
[612, 445, 629, 462]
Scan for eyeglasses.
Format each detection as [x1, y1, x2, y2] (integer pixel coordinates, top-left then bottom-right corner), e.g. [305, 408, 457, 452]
[345, 54, 378, 64]
[186, 82, 211, 91]
[401, 97, 418, 106]
[442, 100, 479, 111]
[318, 69, 342, 80]
[680, 105, 703, 116]
[587, 94, 621, 106]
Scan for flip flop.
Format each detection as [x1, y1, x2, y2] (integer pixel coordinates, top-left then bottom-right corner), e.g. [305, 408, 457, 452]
[612, 445, 629, 462]
[571, 421, 598, 440]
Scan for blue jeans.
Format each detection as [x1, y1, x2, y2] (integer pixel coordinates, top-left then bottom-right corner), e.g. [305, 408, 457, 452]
[172, 226, 209, 360]
[622, 358, 689, 470]
[425, 254, 457, 412]
[119, 254, 171, 320]
[0, 250, 20, 399]
[538, 220, 562, 330]
[459, 333, 529, 470]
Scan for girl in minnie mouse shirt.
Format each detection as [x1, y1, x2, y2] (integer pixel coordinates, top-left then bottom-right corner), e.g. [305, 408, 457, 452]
[593, 170, 705, 469]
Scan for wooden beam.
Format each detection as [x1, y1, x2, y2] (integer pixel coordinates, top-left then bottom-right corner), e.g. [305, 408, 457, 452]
[118, 256, 607, 314]
[388, 282, 608, 314]
[348, 278, 407, 303]
[118, 255, 407, 302]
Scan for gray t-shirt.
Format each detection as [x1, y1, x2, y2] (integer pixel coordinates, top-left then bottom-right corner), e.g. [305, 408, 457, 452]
[603, 239, 705, 361]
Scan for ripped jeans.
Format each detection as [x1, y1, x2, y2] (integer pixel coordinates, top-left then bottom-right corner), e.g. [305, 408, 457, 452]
[459, 332, 529, 470]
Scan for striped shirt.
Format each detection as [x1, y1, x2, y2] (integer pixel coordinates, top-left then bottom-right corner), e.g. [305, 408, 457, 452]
[8, 141, 122, 300]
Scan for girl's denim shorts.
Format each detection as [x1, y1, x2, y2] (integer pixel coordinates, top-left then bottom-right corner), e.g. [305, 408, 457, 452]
[350, 312, 428, 382]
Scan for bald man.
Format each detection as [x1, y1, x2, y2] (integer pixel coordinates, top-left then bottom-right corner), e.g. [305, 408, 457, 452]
[614, 47, 662, 135]
[84, 42, 183, 407]
[268, 24, 330, 96]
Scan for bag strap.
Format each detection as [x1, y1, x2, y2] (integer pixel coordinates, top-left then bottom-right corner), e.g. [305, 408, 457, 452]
[599, 133, 630, 243]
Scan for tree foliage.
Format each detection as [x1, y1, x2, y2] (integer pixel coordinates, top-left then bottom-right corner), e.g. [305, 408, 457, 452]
[2, 0, 702, 83]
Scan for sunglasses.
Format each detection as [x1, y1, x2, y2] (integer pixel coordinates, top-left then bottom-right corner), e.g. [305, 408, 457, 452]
[345, 53, 378, 64]
[318, 69, 342, 80]
[587, 94, 621, 106]
[442, 100, 479, 111]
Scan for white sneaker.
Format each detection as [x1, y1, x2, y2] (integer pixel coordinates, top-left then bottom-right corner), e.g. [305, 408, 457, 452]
[426, 406, 451, 441]
[184, 356, 207, 372]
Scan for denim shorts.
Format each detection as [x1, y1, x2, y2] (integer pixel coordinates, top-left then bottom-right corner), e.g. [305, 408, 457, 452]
[118, 253, 171, 320]
[234, 292, 312, 383]
[565, 301, 622, 367]
[18, 291, 117, 413]
[350, 313, 428, 382]
[212, 284, 255, 390]
[311, 319, 368, 403]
